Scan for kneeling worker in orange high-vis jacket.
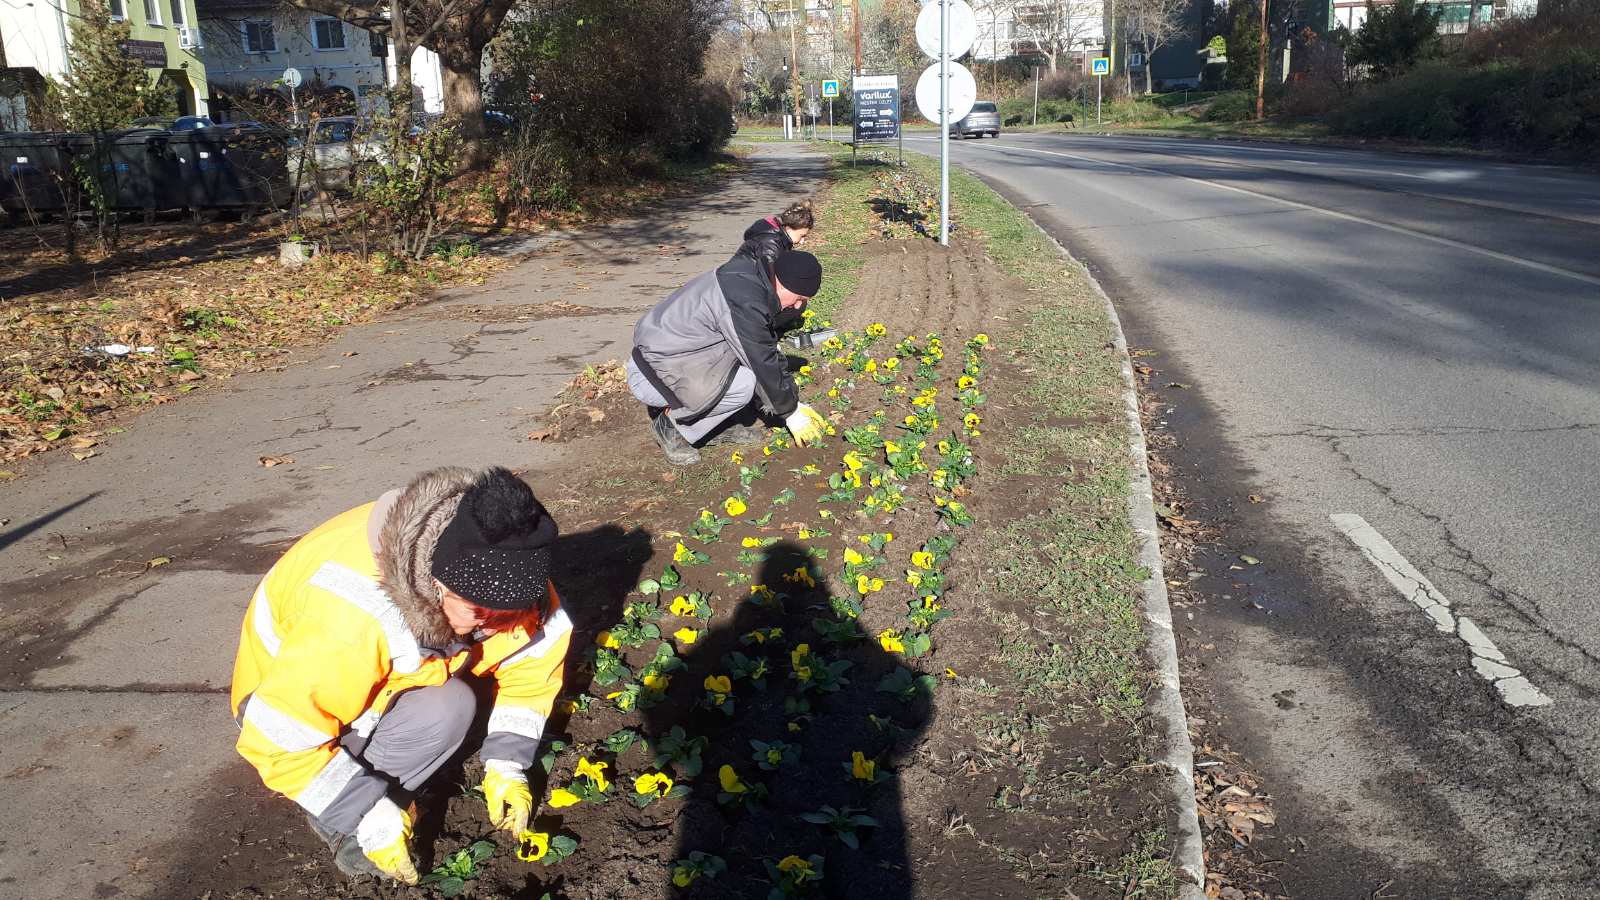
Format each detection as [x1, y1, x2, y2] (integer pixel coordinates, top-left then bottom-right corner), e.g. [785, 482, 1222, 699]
[230, 466, 572, 883]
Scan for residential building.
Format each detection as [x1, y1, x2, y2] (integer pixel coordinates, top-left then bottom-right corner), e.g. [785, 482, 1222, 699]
[195, 0, 443, 121]
[970, 0, 1106, 71]
[1, 0, 213, 127]
[1332, 0, 1533, 34]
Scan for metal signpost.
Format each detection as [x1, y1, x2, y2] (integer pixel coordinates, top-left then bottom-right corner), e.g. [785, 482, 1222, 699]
[822, 79, 840, 142]
[914, 0, 976, 247]
[283, 67, 304, 126]
[1091, 57, 1109, 125]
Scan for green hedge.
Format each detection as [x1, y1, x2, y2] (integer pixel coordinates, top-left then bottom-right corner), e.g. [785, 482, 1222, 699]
[1328, 49, 1600, 155]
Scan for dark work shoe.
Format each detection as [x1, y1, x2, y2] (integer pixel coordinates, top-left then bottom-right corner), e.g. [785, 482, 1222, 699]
[652, 412, 701, 465]
[333, 836, 383, 879]
[306, 813, 381, 879]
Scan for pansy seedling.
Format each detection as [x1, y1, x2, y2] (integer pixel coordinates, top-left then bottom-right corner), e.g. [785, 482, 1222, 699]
[652, 725, 708, 777]
[670, 851, 728, 889]
[799, 804, 880, 850]
[766, 853, 826, 896]
[845, 750, 890, 785]
[749, 738, 801, 771]
[702, 674, 735, 715]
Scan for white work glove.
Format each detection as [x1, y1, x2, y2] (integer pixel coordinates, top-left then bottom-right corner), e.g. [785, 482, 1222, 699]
[784, 403, 829, 446]
[355, 796, 418, 884]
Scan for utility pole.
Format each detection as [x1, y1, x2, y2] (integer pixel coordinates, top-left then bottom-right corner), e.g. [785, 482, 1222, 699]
[852, 0, 861, 76]
[1254, 0, 1267, 119]
[791, 0, 802, 137]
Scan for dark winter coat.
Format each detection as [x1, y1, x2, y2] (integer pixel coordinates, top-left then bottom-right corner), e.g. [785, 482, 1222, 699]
[734, 216, 805, 334]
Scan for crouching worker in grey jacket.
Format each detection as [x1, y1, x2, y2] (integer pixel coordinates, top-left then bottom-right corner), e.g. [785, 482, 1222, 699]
[626, 251, 831, 465]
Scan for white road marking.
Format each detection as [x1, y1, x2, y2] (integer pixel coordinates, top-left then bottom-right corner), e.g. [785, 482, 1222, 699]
[1329, 513, 1553, 708]
[909, 137, 1600, 284]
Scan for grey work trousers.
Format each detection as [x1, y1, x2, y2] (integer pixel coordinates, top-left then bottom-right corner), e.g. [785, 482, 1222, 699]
[625, 356, 757, 444]
[338, 675, 478, 792]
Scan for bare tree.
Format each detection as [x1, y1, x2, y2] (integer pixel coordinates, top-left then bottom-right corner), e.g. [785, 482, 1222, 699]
[1000, 0, 1102, 73]
[1125, 0, 1189, 93]
[285, 0, 517, 149]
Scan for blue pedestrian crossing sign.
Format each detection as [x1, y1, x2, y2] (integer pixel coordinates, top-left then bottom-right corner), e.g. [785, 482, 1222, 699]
[1091, 58, 1110, 76]
[822, 79, 840, 98]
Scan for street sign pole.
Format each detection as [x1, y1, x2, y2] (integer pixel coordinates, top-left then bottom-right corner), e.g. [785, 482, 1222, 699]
[1097, 74, 1101, 124]
[939, 0, 949, 246]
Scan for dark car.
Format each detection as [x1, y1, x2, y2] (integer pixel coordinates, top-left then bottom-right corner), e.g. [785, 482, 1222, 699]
[949, 101, 1001, 139]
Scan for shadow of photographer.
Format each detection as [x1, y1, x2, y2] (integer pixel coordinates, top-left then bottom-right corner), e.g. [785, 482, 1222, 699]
[641, 540, 932, 898]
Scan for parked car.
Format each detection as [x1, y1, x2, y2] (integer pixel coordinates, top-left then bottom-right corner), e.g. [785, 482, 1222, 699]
[286, 116, 378, 191]
[949, 101, 1001, 139]
[131, 115, 216, 131]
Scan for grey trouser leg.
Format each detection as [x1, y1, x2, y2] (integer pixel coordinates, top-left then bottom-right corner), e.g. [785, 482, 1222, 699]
[341, 676, 477, 792]
[626, 357, 758, 444]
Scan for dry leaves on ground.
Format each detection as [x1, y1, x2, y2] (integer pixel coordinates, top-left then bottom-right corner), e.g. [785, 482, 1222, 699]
[1, 235, 504, 463]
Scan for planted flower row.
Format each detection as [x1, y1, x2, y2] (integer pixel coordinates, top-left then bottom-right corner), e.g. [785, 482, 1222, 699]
[506, 321, 990, 897]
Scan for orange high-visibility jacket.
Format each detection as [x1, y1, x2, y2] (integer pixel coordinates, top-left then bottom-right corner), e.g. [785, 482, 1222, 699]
[230, 493, 570, 835]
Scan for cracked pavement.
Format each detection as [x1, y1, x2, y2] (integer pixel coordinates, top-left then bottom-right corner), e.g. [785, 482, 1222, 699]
[916, 133, 1600, 898]
[0, 144, 823, 899]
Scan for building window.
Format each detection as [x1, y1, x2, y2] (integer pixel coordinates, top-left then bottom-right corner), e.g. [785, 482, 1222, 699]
[243, 20, 276, 53]
[369, 31, 387, 58]
[169, 0, 185, 26]
[143, 0, 161, 25]
[108, 0, 126, 20]
[313, 18, 347, 50]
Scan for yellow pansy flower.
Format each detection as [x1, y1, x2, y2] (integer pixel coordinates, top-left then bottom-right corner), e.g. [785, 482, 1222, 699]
[906, 571, 923, 588]
[596, 630, 620, 649]
[670, 595, 696, 616]
[866, 322, 887, 336]
[724, 496, 747, 516]
[851, 750, 877, 781]
[842, 451, 864, 471]
[547, 788, 580, 808]
[883, 356, 899, 371]
[911, 551, 934, 569]
[778, 855, 815, 879]
[878, 629, 905, 653]
[517, 830, 550, 861]
[576, 756, 610, 792]
[843, 547, 865, 566]
[674, 627, 700, 645]
[642, 672, 670, 693]
[704, 674, 732, 694]
[634, 772, 674, 797]
[718, 764, 747, 794]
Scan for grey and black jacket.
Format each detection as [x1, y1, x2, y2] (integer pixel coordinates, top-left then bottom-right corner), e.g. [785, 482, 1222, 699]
[632, 254, 798, 424]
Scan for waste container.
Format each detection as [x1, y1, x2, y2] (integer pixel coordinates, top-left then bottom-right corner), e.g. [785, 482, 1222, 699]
[169, 126, 292, 211]
[98, 128, 182, 213]
[0, 132, 84, 215]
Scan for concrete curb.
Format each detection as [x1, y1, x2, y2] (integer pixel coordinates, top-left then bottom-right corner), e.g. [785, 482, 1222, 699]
[1031, 228, 1208, 897]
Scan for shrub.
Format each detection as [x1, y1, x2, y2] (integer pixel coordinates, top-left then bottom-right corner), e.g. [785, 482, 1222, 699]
[1328, 49, 1600, 155]
[1202, 91, 1255, 121]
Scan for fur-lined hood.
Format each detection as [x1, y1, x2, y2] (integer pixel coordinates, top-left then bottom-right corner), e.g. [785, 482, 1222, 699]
[375, 466, 476, 648]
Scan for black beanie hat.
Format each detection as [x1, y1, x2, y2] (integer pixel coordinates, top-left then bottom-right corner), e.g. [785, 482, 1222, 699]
[430, 467, 559, 610]
[774, 250, 823, 298]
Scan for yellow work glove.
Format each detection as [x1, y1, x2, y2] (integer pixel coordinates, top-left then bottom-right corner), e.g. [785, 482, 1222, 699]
[355, 796, 418, 885]
[482, 759, 534, 835]
[784, 403, 829, 447]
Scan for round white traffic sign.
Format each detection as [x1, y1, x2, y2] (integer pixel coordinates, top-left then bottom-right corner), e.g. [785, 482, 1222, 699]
[282, 67, 303, 89]
[915, 0, 977, 61]
[915, 61, 978, 126]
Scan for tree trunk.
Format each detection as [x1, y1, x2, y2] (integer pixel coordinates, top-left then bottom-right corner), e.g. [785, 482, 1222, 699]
[1254, 0, 1268, 119]
[1144, 49, 1154, 94]
[442, 63, 487, 165]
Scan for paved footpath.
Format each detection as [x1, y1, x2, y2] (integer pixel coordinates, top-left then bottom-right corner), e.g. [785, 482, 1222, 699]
[0, 144, 822, 900]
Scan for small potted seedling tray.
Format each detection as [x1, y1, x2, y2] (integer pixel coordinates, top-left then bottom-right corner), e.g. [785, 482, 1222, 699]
[786, 327, 838, 350]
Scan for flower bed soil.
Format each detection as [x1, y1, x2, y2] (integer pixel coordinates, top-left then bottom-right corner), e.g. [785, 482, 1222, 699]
[158, 234, 1169, 900]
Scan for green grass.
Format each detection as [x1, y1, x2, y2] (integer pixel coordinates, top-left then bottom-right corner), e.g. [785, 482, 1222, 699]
[802, 144, 892, 322]
[1103, 829, 1180, 897]
[899, 141, 1150, 723]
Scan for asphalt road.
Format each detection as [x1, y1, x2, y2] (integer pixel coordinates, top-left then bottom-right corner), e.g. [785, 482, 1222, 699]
[906, 132, 1600, 897]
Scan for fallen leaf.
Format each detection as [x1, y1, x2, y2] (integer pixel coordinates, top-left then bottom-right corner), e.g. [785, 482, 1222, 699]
[259, 455, 295, 467]
[342, 351, 358, 357]
[1240, 554, 1261, 565]
[585, 408, 606, 424]
[71, 449, 98, 461]
[147, 556, 172, 569]
[527, 428, 555, 441]
[0, 471, 18, 482]
[1247, 494, 1263, 504]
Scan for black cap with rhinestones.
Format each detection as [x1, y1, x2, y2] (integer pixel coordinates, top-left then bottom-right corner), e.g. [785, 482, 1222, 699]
[430, 467, 559, 610]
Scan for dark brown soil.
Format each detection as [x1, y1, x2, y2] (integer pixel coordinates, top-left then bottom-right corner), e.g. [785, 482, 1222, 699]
[154, 231, 1169, 900]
